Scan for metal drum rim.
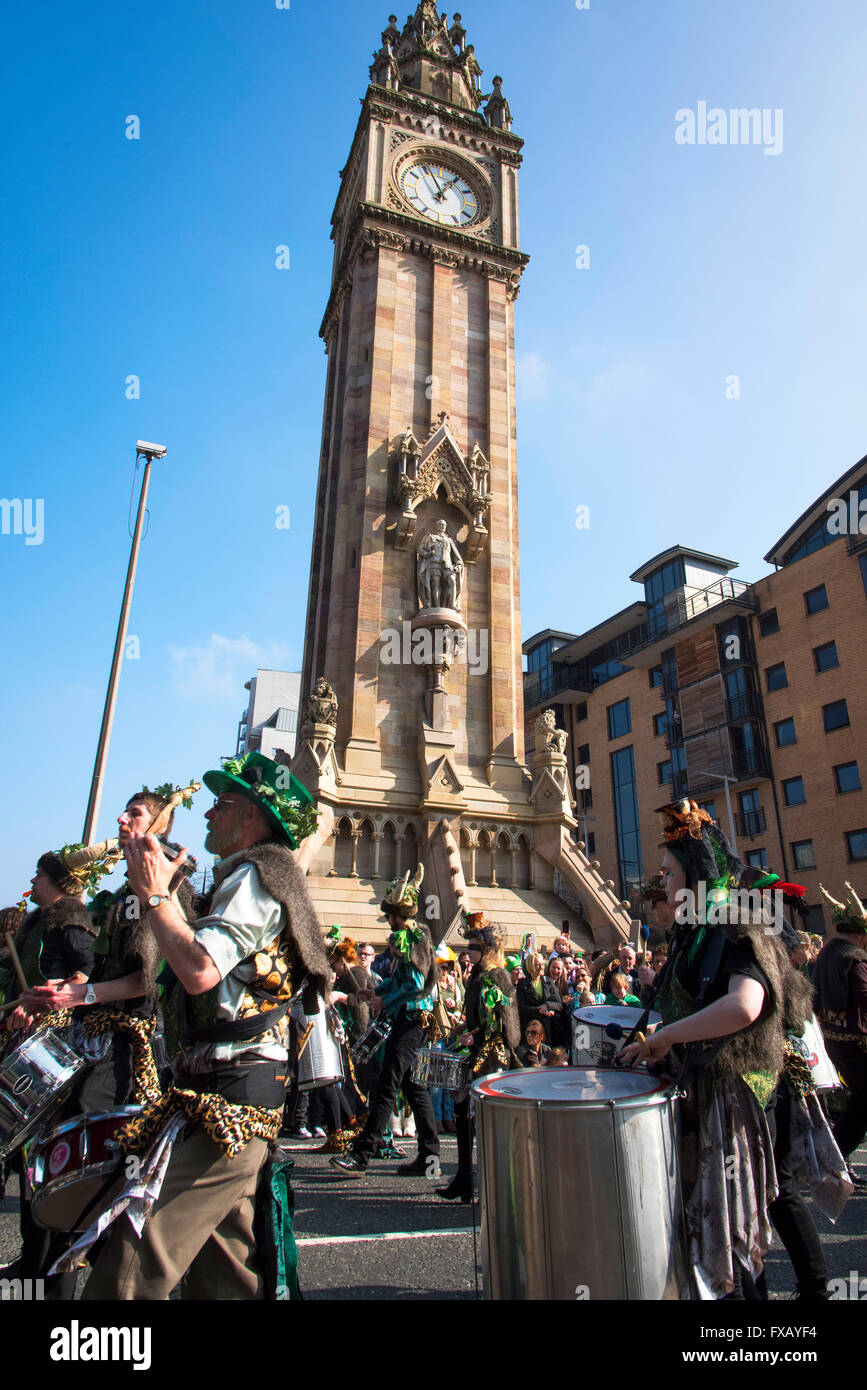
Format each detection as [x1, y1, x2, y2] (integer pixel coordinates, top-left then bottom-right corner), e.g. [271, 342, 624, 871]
[31, 1160, 124, 1231]
[30, 1105, 143, 1150]
[470, 1065, 676, 1110]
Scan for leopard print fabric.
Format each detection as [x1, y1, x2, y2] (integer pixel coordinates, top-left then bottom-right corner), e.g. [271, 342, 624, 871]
[82, 1007, 162, 1105]
[114, 1087, 282, 1160]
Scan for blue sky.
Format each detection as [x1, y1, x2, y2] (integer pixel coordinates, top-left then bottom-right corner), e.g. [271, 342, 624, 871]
[1, 0, 865, 900]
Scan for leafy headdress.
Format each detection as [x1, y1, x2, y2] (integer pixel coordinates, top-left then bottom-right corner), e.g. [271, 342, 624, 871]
[202, 753, 316, 850]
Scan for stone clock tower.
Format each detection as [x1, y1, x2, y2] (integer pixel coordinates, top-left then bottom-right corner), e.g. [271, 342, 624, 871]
[293, 4, 635, 950]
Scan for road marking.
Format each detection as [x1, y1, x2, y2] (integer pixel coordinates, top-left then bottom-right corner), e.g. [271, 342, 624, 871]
[296, 1228, 473, 1248]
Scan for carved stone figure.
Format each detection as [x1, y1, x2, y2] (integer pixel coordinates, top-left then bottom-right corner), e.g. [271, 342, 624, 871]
[417, 520, 464, 611]
[535, 708, 567, 755]
[304, 675, 338, 728]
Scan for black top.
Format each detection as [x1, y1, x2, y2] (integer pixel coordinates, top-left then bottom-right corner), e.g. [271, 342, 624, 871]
[40, 925, 95, 981]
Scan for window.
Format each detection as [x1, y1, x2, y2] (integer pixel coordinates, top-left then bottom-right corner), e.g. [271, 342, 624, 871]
[774, 717, 797, 747]
[860, 553, 867, 599]
[650, 667, 663, 688]
[576, 701, 588, 722]
[579, 787, 593, 810]
[607, 698, 631, 740]
[586, 832, 596, 855]
[846, 830, 867, 862]
[805, 584, 829, 615]
[792, 839, 816, 870]
[698, 799, 717, 820]
[738, 788, 764, 837]
[766, 662, 788, 692]
[645, 558, 686, 636]
[653, 712, 668, 738]
[746, 848, 768, 870]
[758, 609, 780, 637]
[782, 479, 867, 565]
[577, 743, 590, 766]
[814, 641, 839, 673]
[824, 700, 850, 732]
[611, 746, 643, 899]
[658, 759, 672, 785]
[835, 762, 861, 794]
[782, 776, 806, 806]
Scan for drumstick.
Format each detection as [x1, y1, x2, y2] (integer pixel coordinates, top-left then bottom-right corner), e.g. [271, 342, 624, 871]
[0, 995, 24, 1018]
[296, 1021, 315, 1060]
[3, 930, 28, 993]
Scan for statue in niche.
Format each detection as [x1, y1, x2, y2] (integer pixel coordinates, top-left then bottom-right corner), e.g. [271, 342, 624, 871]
[417, 520, 464, 611]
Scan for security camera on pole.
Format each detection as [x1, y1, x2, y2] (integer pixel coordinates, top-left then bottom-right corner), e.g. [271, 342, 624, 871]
[82, 442, 167, 845]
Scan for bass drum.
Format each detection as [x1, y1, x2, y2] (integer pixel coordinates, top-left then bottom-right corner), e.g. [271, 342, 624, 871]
[293, 999, 345, 1092]
[473, 1065, 689, 1300]
[0, 1029, 85, 1160]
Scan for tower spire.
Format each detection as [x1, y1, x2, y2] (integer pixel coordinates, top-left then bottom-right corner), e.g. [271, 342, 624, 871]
[370, 6, 484, 111]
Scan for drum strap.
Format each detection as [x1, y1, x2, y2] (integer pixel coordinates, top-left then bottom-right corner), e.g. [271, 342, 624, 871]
[181, 996, 292, 1046]
[669, 929, 732, 1090]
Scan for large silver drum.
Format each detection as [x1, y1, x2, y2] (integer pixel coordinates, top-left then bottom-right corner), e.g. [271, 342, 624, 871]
[0, 1028, 85, 1159]
[572, 1005, 661, 1067]
[472, 1065, 689, 1300]
[293, 1000, 345, 1092]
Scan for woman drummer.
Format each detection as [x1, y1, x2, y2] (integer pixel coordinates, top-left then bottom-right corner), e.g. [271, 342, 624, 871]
[620, 799, 790, 1299]
[436, 914, 519, 1204]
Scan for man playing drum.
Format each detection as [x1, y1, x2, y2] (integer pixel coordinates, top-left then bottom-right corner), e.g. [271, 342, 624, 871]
[74, 752, 329, 1300]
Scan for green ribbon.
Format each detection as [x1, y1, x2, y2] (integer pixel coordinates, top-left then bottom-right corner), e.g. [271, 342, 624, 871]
[392, 925, 423, 958]
[480, 977, 509, 1035]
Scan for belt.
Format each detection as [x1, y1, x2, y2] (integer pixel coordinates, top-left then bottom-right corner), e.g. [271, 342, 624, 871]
[175, 1062, 288, 1109]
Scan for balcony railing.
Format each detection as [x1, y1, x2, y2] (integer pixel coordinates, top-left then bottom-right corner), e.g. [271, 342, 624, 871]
[735, 807, 767, 838]
[726, 690, 763, 723]
[732, 746, 771, 780]
[525, 577, 757, 709]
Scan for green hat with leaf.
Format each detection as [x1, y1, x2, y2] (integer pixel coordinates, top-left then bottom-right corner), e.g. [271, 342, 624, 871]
[203, 752, 316, 850]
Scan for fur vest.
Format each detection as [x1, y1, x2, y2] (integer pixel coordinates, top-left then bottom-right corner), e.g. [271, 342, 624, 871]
[465, 966, 521, 1052]
[5, 896, 94, 989]
[665, 920, 792, 1083]
[196, 841, 330, 1002]
[812, 936, 867, 1030]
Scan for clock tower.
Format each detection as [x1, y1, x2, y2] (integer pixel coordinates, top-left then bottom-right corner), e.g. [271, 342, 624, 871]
[293, 4, 634, 950]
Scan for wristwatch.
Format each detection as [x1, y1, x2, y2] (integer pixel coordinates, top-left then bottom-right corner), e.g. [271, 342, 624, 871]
[147, 894, 170, 909]
[85, 984, 96, 1005]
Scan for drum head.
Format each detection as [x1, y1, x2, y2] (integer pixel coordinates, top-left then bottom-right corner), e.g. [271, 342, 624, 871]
[32, 1163, 123, 1232]
[473, 1065, 671, 1105]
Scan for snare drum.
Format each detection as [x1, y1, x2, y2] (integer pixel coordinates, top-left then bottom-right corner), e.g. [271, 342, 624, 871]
[293, 1000, 345, 1092]
[789, 1014, 840, 1092]
[351, 1016, 393, 1066]
[30, 1106, 142, 1231]
[473, 1066, 688, 1300]
[572, 1005, 661, 1067]
[0, 1029, 85, 1159]
[411, 1047, 468, 1091]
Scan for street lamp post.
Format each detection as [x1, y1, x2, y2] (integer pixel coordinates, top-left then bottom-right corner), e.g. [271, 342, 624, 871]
[82, 442, 167, 845]
[690, 770, 739, 857]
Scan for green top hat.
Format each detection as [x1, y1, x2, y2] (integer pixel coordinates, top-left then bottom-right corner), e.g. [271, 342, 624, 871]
[203, 752, 315, 850]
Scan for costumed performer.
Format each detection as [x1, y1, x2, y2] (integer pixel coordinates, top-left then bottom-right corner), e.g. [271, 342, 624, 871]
[68, 752, 329, 1300]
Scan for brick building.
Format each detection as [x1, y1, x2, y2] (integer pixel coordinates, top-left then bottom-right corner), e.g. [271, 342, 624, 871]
[524, 453, 867, 933]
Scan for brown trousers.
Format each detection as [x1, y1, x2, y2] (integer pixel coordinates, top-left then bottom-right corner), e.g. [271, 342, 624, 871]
[82, 1127, 270, 1301]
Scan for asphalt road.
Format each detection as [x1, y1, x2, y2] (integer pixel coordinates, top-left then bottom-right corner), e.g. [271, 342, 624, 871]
[2, 1131, 865, 1301]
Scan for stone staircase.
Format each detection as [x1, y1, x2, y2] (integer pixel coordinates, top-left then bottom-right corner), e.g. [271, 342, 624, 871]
[306, 873, 594, 951]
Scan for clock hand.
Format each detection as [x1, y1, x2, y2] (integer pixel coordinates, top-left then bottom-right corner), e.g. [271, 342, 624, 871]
[421, 164, 446, 199]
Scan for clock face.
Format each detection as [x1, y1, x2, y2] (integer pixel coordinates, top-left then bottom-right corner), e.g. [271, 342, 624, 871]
[399, 160, 481, 227]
